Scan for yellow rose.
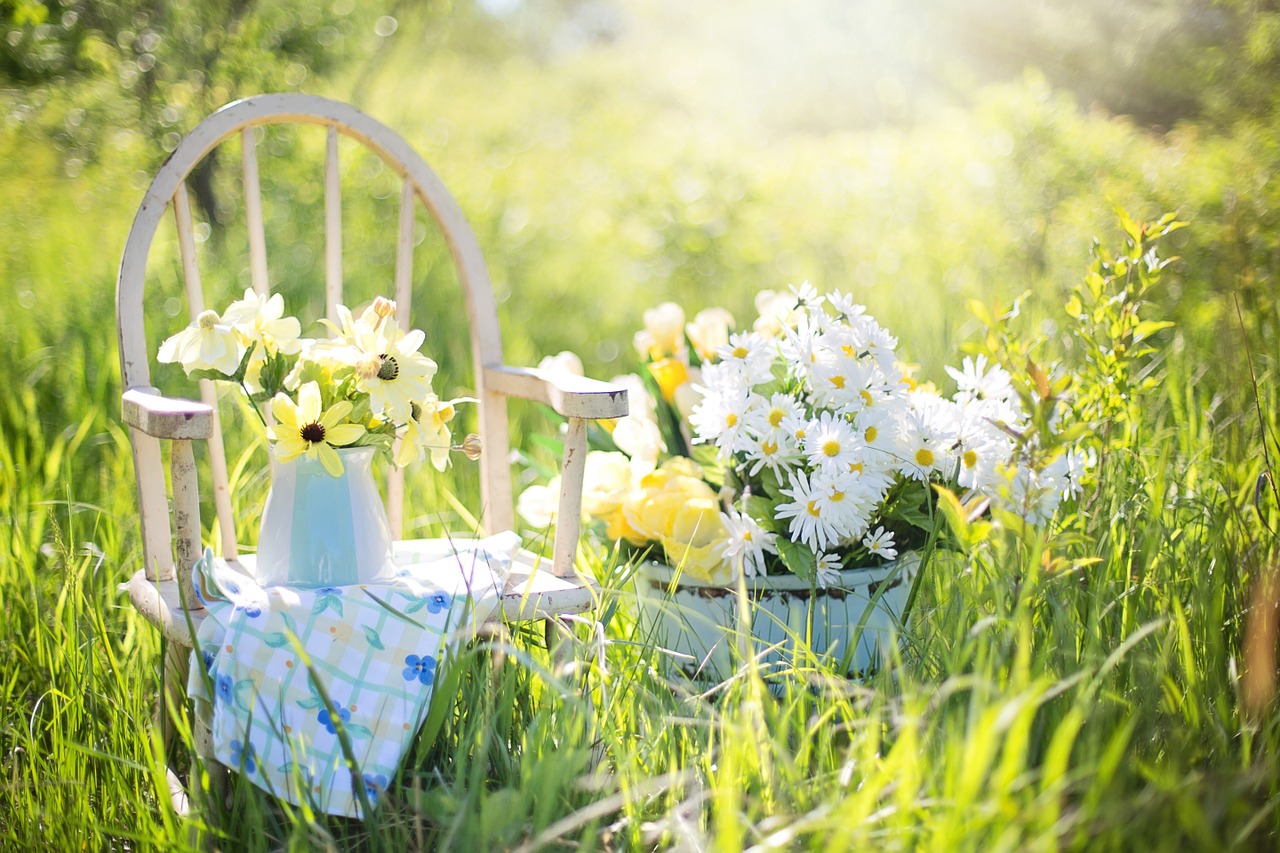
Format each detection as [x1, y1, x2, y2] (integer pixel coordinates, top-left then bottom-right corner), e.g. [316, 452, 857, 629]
[602, 507, 649, 547]
[657, 456, 703, 481]
[752, 289, 800, 337]
[581, 451, 633, 518]
[647, 357, 690, 403]
[662, 497, 731, 584]
[686, 307, 735, 362]
[635, 302, 686, 359]
[623, 464, 716, 543]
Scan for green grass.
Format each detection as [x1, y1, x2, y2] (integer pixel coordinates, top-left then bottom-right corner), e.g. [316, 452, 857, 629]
[3, 6, 1280, 851]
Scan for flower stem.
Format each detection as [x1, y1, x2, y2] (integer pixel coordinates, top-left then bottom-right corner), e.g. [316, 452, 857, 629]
[240, 381, 269, 430]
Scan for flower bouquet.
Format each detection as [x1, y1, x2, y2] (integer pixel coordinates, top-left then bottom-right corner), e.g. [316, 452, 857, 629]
[519, 284, 1089, 675]
[157, 291, 475, 586]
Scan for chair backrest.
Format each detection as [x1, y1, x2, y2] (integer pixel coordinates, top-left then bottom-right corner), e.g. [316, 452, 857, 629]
[117, 94, 514, 579]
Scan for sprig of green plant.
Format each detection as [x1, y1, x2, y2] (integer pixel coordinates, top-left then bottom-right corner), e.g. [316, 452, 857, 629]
[1065, 208, 1186, 450]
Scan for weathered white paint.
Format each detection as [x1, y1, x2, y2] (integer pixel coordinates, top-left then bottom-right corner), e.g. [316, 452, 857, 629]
[173, 183, 238, 558]
[324, 125, 342, 327]
[242, 127, 270, 297]
[553, 418, 588, 578]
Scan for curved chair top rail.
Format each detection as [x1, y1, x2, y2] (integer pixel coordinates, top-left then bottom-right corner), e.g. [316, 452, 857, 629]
[116, 93, 502, 391]
[116, 94, 517, 577]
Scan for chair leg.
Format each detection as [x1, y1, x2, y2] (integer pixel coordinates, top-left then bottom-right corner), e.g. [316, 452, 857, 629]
[193, 711, 227, 812]
[157, 643, 190, 758]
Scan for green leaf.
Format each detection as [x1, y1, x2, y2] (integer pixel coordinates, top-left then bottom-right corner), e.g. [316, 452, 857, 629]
[690, 444, 724, 487]
[745, 495, 780, 533]
[775, 537, 815, 584]
[362, 625, 385, 651]
[1132, 320, 1174, 343]
[757, 466, 784, 500]
[1114, 205, 1142, 244]
[933, 485, 968, 540]
[296, 696, 324, 710]
[345, 723, 373, 739]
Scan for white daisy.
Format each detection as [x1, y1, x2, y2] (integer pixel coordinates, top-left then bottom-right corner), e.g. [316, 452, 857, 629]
[776, 470, 843, 552]
[811, 468, 874, 540]
[814, 551, 844, 589]
[825, 290, 867, 322]
[803, 411, 862, 474]
[861, 526, 898, 560]
[716, 331, 776, 385]
[946, 354, 1015, 407]
[790, 281, 824, 310]
[743, 430, 802, 477]
[688, 377, 760, 458]
[717, 505, 778, 578]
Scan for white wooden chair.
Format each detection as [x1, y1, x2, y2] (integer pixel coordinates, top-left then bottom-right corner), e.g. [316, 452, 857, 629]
[116, 94, 626, 809]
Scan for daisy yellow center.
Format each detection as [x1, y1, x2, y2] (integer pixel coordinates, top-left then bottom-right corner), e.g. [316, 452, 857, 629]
[743, 530, 753, 542]
[806, 500, 821, 517]
[860, 389, 873, 406]
[841, 345, 855, 357]
[197, 310, 219, 330]
[377, 354, 400, 381]
[915, 448, 935, 467]
[762, 438, 778, 455]
[822, 439, 842, 457]
[963, 449, 978, 468]
[830, 375, 846, 389]
[300, 422, 326, 444]
[768, 408, 784, 427]
[794, 428, 806, 440]
[830, 490, 845, 503]
[726, 412, 738, 428]
[848, 462, 864, 474]
[733, 346, 749, 359]
[865, 426, 877, 443]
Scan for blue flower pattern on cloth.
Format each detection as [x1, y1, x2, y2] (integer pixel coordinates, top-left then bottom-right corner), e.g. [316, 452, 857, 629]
[362, 773, 389, 803]
[318, 706, 351, 735]
[184, 534, 518, 819]
[216, 673, 233, 704]
[230, 739, 257, 774]
[402, 654, 437, 686]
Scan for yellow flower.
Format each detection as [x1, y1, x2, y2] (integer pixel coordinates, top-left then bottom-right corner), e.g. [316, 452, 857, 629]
[157, 309, 244, 376]
[662, 498, 731, 584]
[685, 307, 735, 362]
[647, 357, 690, 403]
[267, 382, 366, 477]
[622, 459, 716, 543]
[633, 302, 686, 359]
[581, 451, 634, 518]
[222, 288, 303, 356]
[395, 394, 469, 471]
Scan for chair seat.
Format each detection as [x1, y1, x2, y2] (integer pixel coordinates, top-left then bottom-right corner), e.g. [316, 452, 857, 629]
[125, 538, 596, 647]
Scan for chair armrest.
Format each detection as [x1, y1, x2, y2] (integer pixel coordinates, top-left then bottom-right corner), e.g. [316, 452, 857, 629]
[483, 365, 629, 420]
[123, 387, 215, 441]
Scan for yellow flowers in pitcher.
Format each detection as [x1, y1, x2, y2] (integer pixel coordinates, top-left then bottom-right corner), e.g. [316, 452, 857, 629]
[157, 291, 471, 477]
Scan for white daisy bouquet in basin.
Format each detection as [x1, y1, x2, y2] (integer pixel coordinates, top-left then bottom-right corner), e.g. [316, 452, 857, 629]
[520, 284, 1090, 589]
[157, 291, 471, 476]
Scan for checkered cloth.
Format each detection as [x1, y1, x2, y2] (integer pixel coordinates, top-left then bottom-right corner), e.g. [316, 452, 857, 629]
[186, 533, 518, 818]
